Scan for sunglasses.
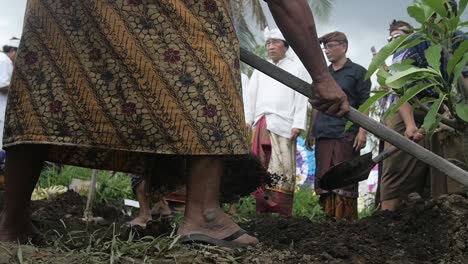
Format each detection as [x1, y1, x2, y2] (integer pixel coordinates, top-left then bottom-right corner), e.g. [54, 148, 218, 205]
[387, 33, 402, 42]
[322, 42, 344, 50]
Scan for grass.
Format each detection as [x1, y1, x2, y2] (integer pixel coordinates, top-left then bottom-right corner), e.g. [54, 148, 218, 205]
[38, 165, 133, 201]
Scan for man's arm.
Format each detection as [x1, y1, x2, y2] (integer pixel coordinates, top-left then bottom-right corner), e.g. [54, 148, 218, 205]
[399, 103, 424, 141]
[305, 108, 318, 150]
[352, 68, 372, 150]
[265, 0, 349, 117]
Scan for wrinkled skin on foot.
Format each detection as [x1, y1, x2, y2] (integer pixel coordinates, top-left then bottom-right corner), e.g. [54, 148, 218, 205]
[178, 207, 258, 246]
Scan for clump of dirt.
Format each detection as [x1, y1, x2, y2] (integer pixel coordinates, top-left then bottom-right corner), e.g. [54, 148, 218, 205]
[242, 193, 468, 264]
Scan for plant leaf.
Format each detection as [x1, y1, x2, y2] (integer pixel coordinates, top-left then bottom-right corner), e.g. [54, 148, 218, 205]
[422, 94, 446, 136]
[366, 34, 412, 80]
[459, 21, 468, 28]
[448, 41, 468, 75]
[422, 0, 447, 17]
[460, 0, 468, 15]
[456, 103, 468, 122]
[384, 83, 436, 118]
[376, 68, 391, 87]
[344, 91, 391, 131]
[395, 37, 425, 53]
[388, 63, 416, 72]
[453, 53, 468, 81]
[446, 16, 460, 33]
[385, 67, 438, 88]
[425, 44, 442, 72]
[408, 6, 427, 24]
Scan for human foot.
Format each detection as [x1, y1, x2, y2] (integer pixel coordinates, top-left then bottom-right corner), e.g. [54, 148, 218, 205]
[227, 204, 237, 215]
[129, 214, 152, 227]
[0, 212, 41, 243]
[178, 208, 258, 247]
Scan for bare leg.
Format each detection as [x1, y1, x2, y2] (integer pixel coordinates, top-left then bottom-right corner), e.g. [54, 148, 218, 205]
[0, 144, 47, 242]
[178, 156, 258, 245]
[130, 180, 152, 226]
[227, 203, 237, 215]
[381, 198, 400, 211]
[152, 199, 172, 217]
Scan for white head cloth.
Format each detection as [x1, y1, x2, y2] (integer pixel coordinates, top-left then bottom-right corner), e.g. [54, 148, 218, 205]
[263, 27, 286, 42]
[7, 38, 20, 48]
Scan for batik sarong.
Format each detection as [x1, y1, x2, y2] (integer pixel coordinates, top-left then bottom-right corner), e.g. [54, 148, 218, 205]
[6, 0, 264, 198]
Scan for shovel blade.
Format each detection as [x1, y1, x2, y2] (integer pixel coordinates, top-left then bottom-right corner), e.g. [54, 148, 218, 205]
[320, 152, 375, 191]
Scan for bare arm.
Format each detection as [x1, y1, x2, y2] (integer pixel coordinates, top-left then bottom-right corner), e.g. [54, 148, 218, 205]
[265, 0, 349, 117]
[305, 108, 318, 150]
[399, 102, 423, 141]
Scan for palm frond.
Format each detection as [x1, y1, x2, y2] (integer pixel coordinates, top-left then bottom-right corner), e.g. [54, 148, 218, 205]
[247, 0, 268, 29]
[307, 0, 335, 22]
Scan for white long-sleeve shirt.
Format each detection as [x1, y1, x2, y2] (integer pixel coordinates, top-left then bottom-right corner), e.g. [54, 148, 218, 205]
[241, 73, 250, 123]
[0, 52, 13, 148]
[245, 56, 310, 138]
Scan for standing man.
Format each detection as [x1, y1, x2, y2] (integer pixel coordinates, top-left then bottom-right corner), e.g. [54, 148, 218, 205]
[307, 31, 371, 220]
[0, 37, 20, 178]
[0, 0, 349, 247]
[380, 0, 468, 211]
[246, 27, 310, 217]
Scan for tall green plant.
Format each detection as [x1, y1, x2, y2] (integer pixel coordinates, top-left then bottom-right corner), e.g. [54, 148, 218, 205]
[362, 0, 467, 139]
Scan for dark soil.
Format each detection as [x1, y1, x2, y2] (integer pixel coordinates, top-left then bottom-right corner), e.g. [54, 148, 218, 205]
[242, 194, 468, 264]
[3, 191, 468, 263]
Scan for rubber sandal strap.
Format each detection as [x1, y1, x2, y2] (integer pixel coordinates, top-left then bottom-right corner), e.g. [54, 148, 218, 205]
[222, 228, 247, 241]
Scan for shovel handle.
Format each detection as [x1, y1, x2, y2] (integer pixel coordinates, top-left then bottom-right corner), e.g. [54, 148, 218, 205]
[372, 146, 399, 163]
[372, 129, 425, 163]
[239, 47, 468, 187]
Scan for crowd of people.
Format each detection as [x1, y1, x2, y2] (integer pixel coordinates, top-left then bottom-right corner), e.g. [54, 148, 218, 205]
[0, 0, 466, 249]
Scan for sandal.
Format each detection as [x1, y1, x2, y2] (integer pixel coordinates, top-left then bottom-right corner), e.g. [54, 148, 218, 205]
[180, 229, 252, 249]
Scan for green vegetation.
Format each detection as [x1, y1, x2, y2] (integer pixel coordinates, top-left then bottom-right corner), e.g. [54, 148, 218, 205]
[38, 165, 133, 202]
[37, 165, 379, 221]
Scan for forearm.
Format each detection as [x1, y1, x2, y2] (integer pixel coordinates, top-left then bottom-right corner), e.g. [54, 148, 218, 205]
[359, 111, 369, 134]
[266, 0, 330, 82]
[308, 108, 318, 135]
[398, 103, 417, 128]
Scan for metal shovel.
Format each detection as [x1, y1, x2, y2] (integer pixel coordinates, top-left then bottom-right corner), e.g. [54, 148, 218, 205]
[319, 146, 399, 191]
[239, 47, 468, 187]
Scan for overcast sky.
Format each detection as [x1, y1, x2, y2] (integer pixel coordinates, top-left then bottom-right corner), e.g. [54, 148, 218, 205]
[1, 0, 466, 75]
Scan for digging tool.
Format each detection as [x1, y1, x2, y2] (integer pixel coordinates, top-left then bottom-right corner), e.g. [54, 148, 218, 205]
[82, 169, 104, 223]
[239, 47, 468, 186]
[320, 146, 399, 191]
[320, 129, 425, 190]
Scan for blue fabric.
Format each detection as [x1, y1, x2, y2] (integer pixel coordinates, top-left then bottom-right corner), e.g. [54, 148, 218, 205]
[397, 31, 467, 97]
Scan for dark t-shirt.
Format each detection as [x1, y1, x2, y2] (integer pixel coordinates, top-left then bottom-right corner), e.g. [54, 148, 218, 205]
[314, 59, 371, 139]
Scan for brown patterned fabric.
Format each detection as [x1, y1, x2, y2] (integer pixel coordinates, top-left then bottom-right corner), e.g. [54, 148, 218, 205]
[314, 134, 360, 198]
[320, 193, 357, 220]
[5, 0, 263, 197]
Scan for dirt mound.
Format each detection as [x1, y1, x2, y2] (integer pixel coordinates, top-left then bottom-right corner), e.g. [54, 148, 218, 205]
[1, 191, 467, 263]
[242, 193, 468, 264]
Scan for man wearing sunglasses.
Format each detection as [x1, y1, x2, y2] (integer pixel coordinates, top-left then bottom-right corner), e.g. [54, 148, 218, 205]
[380, 0, 468, 211]
[307, 31, 371, 220]
[378, 20, 430, 211]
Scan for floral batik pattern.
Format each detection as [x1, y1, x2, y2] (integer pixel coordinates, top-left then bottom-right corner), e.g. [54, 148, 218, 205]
[5, 0, 263, 196]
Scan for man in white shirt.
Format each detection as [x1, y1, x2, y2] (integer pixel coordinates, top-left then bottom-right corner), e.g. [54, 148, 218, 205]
[246, 28, 310, 217]
[0, 38, 20, 173]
